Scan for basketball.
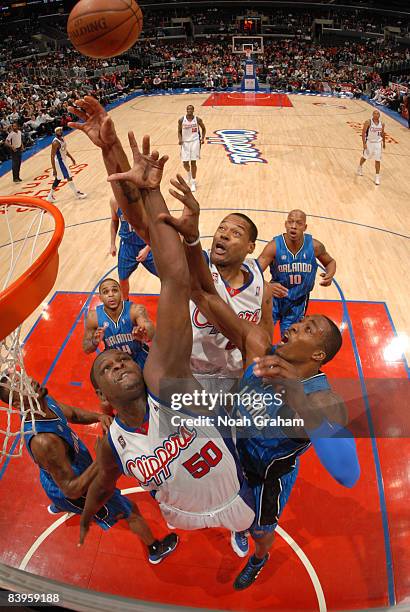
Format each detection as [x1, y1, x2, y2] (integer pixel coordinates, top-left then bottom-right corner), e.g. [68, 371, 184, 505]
[67, 0, 143, 59]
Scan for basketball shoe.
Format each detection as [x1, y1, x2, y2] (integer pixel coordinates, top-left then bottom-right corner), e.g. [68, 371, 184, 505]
[357, 166, 363, 176]
[47, 504, 63, 514]
[375, 175, 380, 185]
[191, 180, 196, 192]
[233, 554, 269, 590]
[76, 191, 87, 199]
[148, 533, 179, 564]
[231, 531, 249, 557]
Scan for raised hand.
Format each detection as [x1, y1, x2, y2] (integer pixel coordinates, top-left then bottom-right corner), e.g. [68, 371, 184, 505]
[68, 96, 117, 149]
[107, 132, 168, 190]
[160, 174, 200, 243]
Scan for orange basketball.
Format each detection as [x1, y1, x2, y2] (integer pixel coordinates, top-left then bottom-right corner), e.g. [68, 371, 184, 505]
[67, 0, 143, 59]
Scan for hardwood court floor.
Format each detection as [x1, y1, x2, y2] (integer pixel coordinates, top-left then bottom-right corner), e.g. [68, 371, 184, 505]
[0, 92, 409, 610]
[1, 92, 409, 357]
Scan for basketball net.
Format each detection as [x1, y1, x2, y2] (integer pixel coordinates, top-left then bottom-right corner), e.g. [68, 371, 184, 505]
[245, 48, 252, 61]
[0, 202, 56, 461]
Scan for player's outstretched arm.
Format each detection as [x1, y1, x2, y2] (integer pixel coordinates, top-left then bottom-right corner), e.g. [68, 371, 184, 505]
[30, 434, 98, 500]
[108, 133, 196, 397]
[68, 96, 150, 243]
[83, 310, 105, 354]
[80, 436, 121, 546]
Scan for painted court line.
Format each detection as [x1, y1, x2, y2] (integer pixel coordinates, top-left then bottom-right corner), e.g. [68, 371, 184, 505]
[19, 488, 326, 611]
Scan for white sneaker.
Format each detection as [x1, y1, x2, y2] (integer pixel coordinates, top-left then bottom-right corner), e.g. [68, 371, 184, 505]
[375, 175, 380, 185]
[76, 191, 87, 199]
[46, 193, 56, 202]
[190, 180, 196, 192]
[357, 167, 363, 176]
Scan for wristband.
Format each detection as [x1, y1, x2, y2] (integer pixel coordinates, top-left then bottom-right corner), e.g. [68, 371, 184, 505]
[184, 236, 200, 247]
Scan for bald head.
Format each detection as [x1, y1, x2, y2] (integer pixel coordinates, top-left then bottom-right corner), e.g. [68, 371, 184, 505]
[288, 209, 306, 223]
[285, 210, 307, 242]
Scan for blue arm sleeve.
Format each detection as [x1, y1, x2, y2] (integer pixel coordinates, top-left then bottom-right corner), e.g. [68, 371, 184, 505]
[306, 420, 360, 488]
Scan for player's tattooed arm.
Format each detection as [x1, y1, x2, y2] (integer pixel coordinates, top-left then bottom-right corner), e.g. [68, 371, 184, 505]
[67, 96, 150, 243]
[79, 436, 121, 546]
[314, 239, 336, 287]
[131, 304, 155, 341]
[30, 434, 99, 499]
[83, 310, 105, 354]
[114, 178, 150, 244]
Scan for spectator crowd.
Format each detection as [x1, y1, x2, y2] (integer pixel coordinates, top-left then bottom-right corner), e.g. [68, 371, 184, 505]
[1, 7, 410, 163]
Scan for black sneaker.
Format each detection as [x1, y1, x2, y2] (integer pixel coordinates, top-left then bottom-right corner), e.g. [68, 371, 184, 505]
[233, 554, 269, 590]
[148, 533, 179, 564]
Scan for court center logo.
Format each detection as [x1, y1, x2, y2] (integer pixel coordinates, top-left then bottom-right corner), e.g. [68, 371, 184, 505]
[207, 130, 267, 165]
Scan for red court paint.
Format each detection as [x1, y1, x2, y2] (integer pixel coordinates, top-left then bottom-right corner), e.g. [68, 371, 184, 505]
[0, 293, 407, 610]
[202, 92, 293, 107]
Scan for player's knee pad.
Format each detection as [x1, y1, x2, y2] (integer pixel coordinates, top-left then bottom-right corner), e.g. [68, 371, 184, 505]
[52, 178, 60, 189]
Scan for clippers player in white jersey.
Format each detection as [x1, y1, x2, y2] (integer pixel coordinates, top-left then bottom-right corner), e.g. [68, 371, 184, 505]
[178, 105, 206, 192]
[79, 134, 254, 544]
[46, 127, 87, 202]
[357, 110, 386, 185]
[67, 97, 271, 392]
[189, 214, 273, 393]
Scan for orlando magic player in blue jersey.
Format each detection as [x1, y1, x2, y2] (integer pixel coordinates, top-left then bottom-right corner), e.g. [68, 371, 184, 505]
[258, 210, 336, 335]
[164, 182, 359, 590]
[83, 278, 155, 377]
[110, 198, 157, 301]
[46, 127, 87, 203]
[0, 376, 178, 563]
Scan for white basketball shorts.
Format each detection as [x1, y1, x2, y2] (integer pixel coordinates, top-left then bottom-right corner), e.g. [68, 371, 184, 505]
[363, 142, 382, 162]
[158, 486, 255, 532]
[181, 139, 201, 162]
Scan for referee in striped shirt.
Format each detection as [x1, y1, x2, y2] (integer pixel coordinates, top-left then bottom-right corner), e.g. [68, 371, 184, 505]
[6, 123, 23, 183]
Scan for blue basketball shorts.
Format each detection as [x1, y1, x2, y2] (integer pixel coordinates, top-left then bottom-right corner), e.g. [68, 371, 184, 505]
[273, 295, 309, 336]
[247, 459, 299, 538]
[118, 240, 157, 281]
[40, 471, 132, 530]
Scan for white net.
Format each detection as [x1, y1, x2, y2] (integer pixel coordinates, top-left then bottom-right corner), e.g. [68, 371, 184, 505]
[0, 202, 56, 461]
